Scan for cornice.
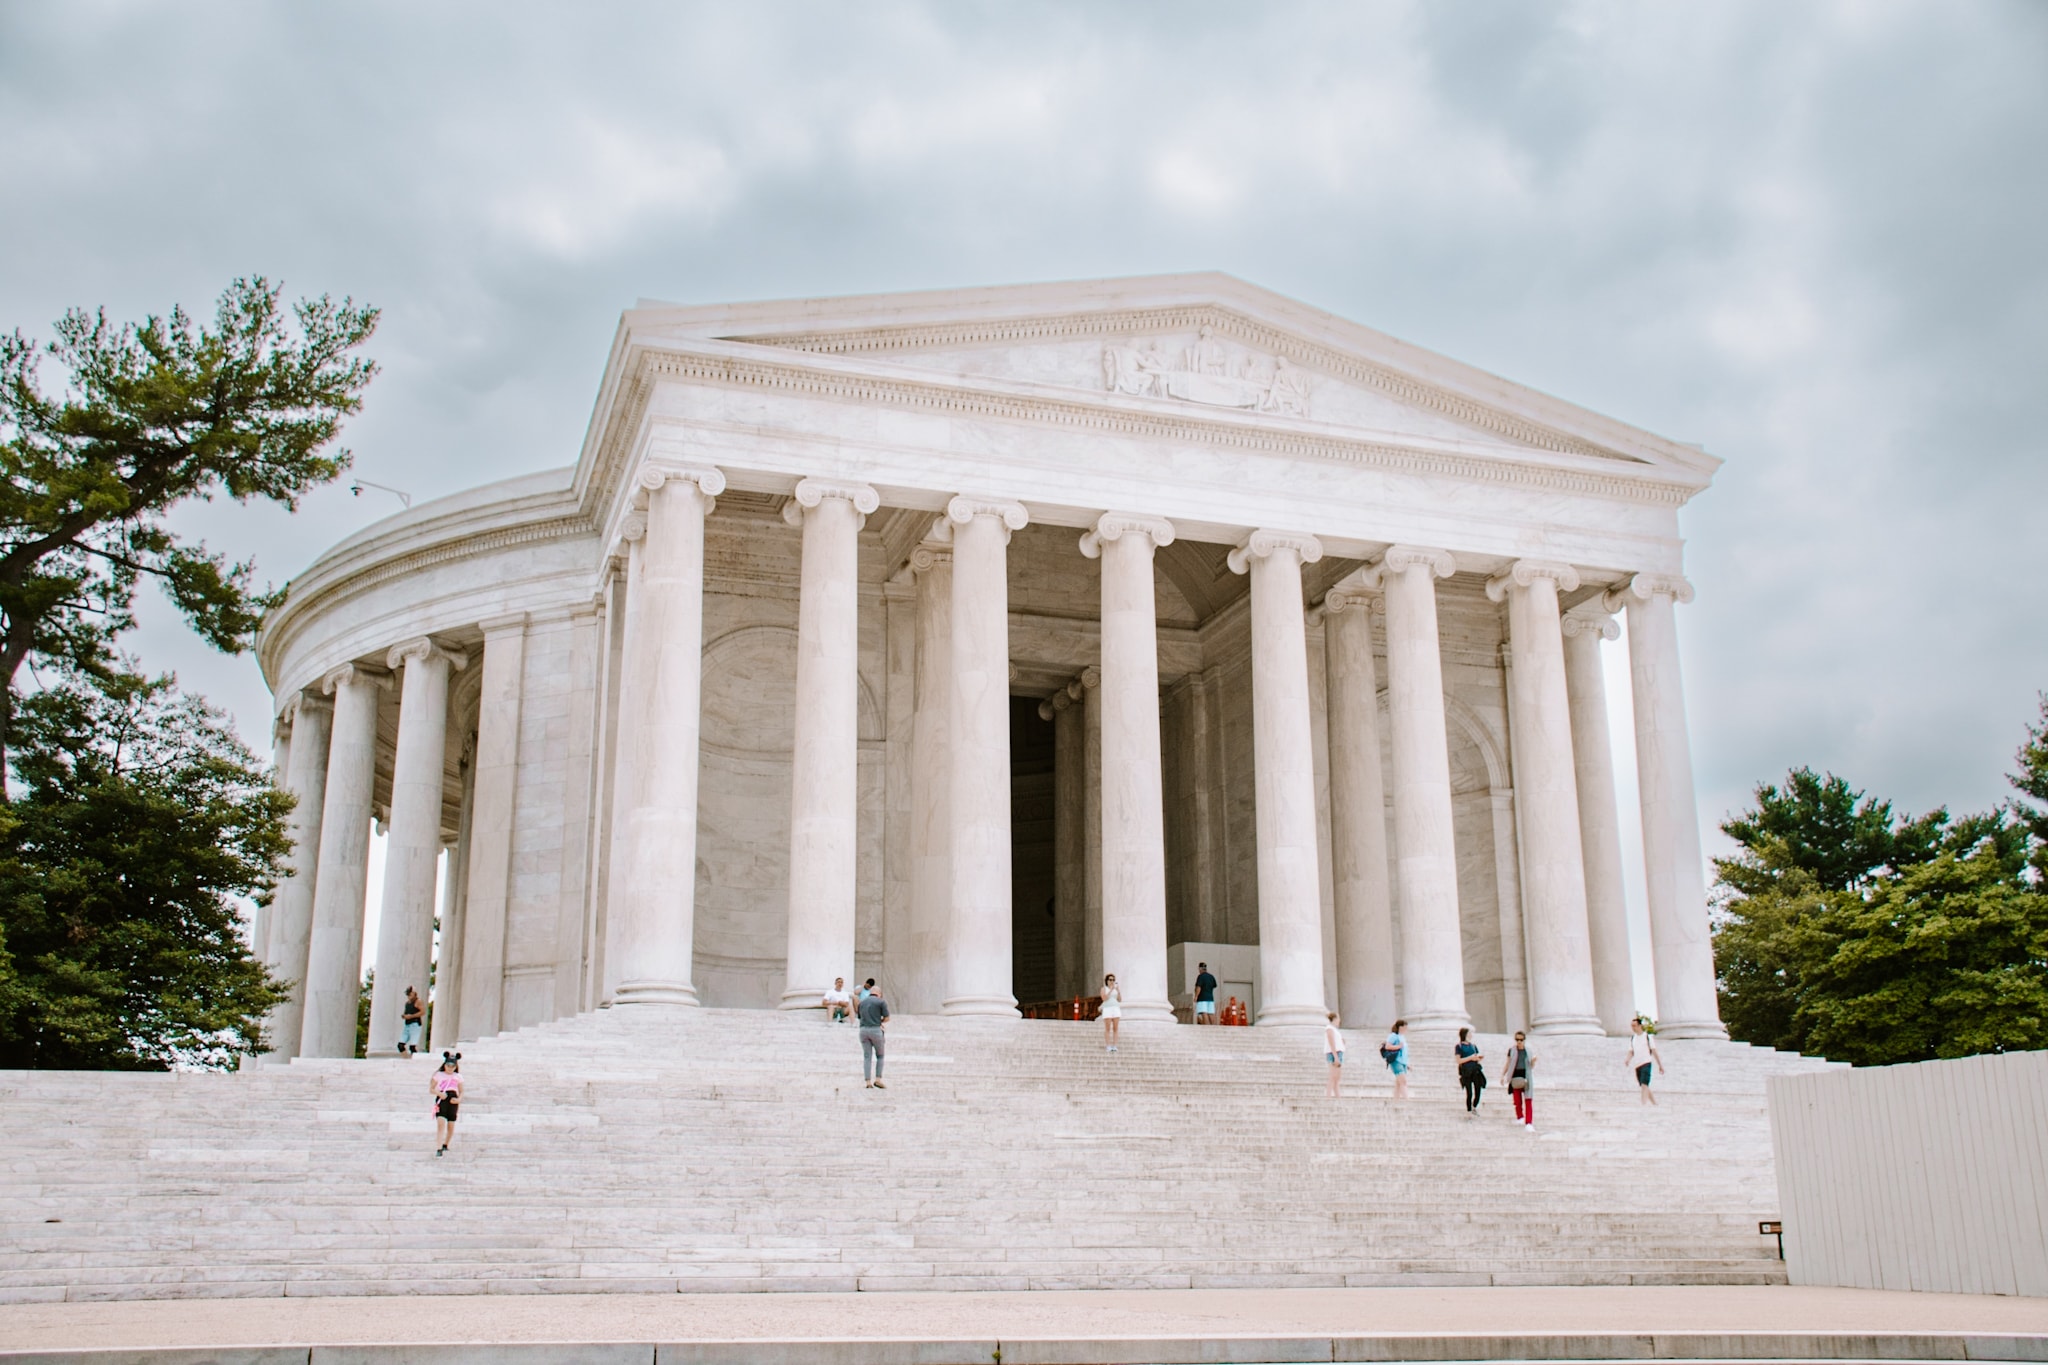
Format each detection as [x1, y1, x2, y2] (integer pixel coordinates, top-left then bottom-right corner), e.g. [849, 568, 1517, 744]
[628, 343, 1700, 511]
[737, 303, 1627, 464]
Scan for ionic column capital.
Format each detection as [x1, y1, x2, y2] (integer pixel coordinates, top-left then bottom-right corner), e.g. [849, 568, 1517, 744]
[616, 512, 648, 544]
[1359, 544, 1456, 589]
[282, 690, 332, 725]
[1226, 528, 1323, 576]
[783, 477, 880, 529]
[1079, 511, 1175, 559]
[320, 662, 392, 696]
[1603, 572, 1695, 612]
[1037, 689, 1075, 722]
[634, 462, 725, 515]
[1562, 607, 1621, 642]
[945, 495, 1029, 543]
[1485, 559, 1581, 602]
[386, 637, 471, 673]
[1322, 587, 1381, 617]
[908, 541, 953, 574]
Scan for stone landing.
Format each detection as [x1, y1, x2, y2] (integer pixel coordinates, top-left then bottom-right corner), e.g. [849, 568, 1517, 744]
[0, 1011, 1835, 1303]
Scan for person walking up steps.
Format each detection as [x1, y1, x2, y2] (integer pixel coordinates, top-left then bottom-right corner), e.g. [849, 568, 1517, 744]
[1099, 974, 1122, 1052]
[430, 1052, 462, 1155]
[857, 982, 890, 1089]
[1502, 1031, 1535, 1132]
[1381, 1020, 1409, 1099]
[399, 986, 425, 1056]
[1324, 1013, 1345, 1097]
[1454, 1027, 1486, 1116]
[1627, 1017, 1664, 1105]
[1192, 962, 1218, 1024]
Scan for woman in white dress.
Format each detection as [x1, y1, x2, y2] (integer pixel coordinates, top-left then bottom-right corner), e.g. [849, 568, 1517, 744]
[1099, 974, 1122, 1052]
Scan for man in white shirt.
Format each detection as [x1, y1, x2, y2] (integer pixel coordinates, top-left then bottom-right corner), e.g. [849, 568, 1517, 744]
[1627, 1017, 1664, 1105]
[823, 977, 853, 1023]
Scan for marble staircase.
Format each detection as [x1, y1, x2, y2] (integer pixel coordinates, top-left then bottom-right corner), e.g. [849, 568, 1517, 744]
[0, 1009, 1834, 1303]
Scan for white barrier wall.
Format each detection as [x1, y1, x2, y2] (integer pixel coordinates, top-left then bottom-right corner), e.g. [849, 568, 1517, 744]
[1767, 1050, 2048, 1296]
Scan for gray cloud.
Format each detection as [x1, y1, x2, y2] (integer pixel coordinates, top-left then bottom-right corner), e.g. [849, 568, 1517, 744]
[2, 0, 2043, 851]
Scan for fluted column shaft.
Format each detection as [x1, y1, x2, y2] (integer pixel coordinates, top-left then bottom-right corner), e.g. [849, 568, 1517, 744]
[368, 639, 465, 1054]
[781, 479, 879, 1009]
[609, 464, 723, 1006]
[1490, 562, 1601, 1035]
[1228, 529, 1328, 1027]
[1371, 546, 1469, 1030]
[942, 495, 1028, 1016]
[1323, 590, 1396, 1030]
[1082, 513, 1175, 1024]
[1610, 574, 1727, 1038]
[1042, 689, 1086, 1001]
[267, 694, 331, 1059]
[300, 664, 388, 1057]
[905, 532, 953, 1015]
[1563, 609, 1635, 1033]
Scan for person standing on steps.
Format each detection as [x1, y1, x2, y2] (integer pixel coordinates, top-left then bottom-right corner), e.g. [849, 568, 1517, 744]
[1192, 962, 1218, 1024]
[431, 1052, 462, 1155]
[858, 981, 890, 1089]
[1099, 973, 1122, 1052]
[823, 977, 853, 1023]
[1381, 1020, 1409, 1099]
[399, 986, 425, 1057]
[1455, 1027, 1486, 1116]
[1502, 1031, 1536, 1132]
[1324, 1012, 1345, 1097]
[1627, 1017, 1664, 1105]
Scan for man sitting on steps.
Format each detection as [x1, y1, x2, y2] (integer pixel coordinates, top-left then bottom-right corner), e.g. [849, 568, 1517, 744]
[823, 977, 852, 1022]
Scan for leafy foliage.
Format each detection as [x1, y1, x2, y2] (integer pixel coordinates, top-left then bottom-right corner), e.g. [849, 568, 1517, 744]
[0, 668, 291, 1069]
[0, 278, 376, 777]
[1713, 757, 2048, 1065]
[2013, 694, 2048, 881]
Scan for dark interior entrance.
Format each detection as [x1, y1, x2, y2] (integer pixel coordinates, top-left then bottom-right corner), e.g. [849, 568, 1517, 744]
[1010, 695, 1056, 1006]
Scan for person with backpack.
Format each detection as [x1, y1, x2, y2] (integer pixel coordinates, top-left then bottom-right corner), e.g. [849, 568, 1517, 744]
[1501, 1031, 1536, 1131]
[1626, 1017, 1664, 1105]
[1380, 1020, 1409, 1100]
[1454, 1027, 1485, 1116]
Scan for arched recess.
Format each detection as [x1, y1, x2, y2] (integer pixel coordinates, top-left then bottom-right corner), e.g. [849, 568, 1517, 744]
[694, 623, 883, 1008]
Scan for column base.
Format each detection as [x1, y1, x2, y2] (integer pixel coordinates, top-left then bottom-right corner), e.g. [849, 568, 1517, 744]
[1530, 1014, 1607, 1036]
[612, 980, 700, 1007]
[940, 994, 1021, 1018]
[777, 991, 828, 1011]
[1253, 1004, 1330, 1028]
[1655, 1018, 1731, 1041]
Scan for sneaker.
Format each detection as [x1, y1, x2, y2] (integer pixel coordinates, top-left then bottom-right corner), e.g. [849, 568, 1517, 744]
[873, 1080, 886, 1089]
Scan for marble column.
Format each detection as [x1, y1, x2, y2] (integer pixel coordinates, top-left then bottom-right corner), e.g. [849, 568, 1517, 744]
[780, 478, 880, 1009]
[459, 614, 527, 1037]
[255, 718, 290, 965]
[431, 734, 476, 1051]
[609, 464, 723, 1007]
[266, 692, 331, 1060]
[941, 494, 1028, 1017]
[367, 638, 466, 1054]
[1563, 606, 1636, 1034]
[1488, 561, 1601, 1035]
[1227, 529, 1328, 1027]
[1080, 512, 1175, 1025]
[1607, 573, 1727, 1038]
[1322, 588, 1396, 1031]
[906, 528, 953, 1015]
[1078, 669, 1103, 990]
[1041, 687, 1086, 1001]
[299, 663, 389, 1058]
[1365, 545, 1469, 1030]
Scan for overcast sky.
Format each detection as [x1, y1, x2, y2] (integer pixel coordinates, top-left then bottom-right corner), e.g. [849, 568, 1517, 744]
[4, 2, 2045, 882]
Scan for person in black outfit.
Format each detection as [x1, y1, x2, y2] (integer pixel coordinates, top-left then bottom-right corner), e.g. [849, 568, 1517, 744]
[1192, 962, 1219, 1024]
[1454, 1027, 1486, 1115]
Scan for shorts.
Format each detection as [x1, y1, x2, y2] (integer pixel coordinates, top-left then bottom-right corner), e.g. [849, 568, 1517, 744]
[435, 1097, 459, 1122]
[1326, 1052, 1343, 1065]
[401, 1021, 422, 1047]
[1636, 1062, 1654, 1086]
[1194, 1000, 1216, 1016]
[1387, 1057, 1408, 1075]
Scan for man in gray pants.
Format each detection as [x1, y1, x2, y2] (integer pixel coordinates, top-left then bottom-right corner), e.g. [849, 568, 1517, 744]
[858, 983, 890, 1089]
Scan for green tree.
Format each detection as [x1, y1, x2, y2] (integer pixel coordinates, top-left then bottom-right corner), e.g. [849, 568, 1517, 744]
[1714, 761, 2048, 1064]
[2012, 693, 2048, 881]
[0, 279, 376, 784]
[0, 667, 291, 1069]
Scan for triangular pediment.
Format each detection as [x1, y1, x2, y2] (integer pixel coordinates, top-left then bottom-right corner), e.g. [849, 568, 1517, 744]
[625, 274, 1716, 477]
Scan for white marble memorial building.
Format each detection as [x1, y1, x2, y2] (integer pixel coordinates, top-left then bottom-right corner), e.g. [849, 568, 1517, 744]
[255, 274, 1728, 1058]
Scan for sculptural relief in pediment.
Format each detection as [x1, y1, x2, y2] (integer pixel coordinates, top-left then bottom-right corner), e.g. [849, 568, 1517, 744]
[1101, 328, 1312, 417]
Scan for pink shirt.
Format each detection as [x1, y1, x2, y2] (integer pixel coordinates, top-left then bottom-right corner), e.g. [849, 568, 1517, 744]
[434, 1073, 461, 1095]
